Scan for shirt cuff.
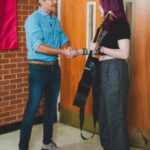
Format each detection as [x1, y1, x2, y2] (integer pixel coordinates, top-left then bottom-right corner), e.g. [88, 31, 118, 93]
[61, 38, 69, 47]
[33, 40, 43, 51]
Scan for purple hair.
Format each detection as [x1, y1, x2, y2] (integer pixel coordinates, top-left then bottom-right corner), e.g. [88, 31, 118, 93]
[100, 0, 127, 20]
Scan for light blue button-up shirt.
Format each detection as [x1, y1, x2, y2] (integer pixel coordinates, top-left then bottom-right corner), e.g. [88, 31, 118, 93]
[24, 7, 69, 62]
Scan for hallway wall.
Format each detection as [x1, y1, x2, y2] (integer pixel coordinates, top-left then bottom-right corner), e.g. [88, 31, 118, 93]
[128, 0, 150, 130]
[0, 0, 44, 126]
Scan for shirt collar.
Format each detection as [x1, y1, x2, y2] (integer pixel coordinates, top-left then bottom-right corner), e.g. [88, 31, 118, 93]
[37, 7, 56, 26]
[38, 7, 50, 16]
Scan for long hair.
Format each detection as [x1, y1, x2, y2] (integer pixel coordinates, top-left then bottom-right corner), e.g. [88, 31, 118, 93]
[100, 0, 126, 20]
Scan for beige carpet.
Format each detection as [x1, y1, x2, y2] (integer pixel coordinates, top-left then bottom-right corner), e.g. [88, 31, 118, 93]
[61, 140, 101, 150]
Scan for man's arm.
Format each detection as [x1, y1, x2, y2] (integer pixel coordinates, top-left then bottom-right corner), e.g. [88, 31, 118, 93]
[61, 41, 70, 49]
[36, 42, 72, 57]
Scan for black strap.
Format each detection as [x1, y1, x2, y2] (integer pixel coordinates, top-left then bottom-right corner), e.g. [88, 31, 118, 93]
[79, 60, 100, 140]
[73, 52, 99, 140]
[73, 12, 114, 140]
[80, 107, 97, 140]
[73, 51, 96, 107]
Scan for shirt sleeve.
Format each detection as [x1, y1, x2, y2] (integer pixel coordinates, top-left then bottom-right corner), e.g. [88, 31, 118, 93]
[57, 20, 69, 46]
[24, 16, 44, 51]
[116, 21, 131, 40]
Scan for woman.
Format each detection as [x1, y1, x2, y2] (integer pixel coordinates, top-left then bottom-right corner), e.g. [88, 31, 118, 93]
[74, 0, 131, 149]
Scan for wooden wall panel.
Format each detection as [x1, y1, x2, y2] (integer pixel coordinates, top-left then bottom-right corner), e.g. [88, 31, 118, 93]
[60, 0, 150, 132]
[60, 0, 87, 112]
[60, 0, 101, 114]
[128, 0, 150, 130]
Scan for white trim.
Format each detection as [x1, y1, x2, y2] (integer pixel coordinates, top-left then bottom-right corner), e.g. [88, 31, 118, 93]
[57, 0, 62, 20]
[123, 0, 135, 79]
[86, 2, 97, 49]
[57, 0, 62, 122]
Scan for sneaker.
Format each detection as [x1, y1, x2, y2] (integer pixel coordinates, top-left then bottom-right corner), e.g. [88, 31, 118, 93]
[41, 141, 60, 150]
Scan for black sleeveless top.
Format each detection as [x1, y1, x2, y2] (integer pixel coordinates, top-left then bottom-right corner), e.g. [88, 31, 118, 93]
[101, 19, 131, 49]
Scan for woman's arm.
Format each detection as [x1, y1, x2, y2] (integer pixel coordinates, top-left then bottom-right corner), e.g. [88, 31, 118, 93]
[100, 39, 130, 59]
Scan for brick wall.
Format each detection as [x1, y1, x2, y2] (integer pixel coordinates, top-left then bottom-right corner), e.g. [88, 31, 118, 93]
[0, 0, 45, 126]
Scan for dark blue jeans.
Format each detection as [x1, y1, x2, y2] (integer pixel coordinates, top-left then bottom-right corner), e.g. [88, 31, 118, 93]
[19, 63, 60, 150]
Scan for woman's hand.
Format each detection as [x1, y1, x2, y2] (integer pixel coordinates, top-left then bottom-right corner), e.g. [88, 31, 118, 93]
[88, 42, 97, 50]
[88, 42, 97, 54]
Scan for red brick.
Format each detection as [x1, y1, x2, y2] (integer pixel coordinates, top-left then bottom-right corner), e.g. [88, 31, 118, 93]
[18, 42, 26, 47]
[23, 67, 29, 72]
[17, 114, 24, 120]
[0, 70, 10, 75]
[22, 15, 28, 21]
[0, 119, 4, 124]
[0, 86, 3, 91]
[17, 93, 28, 98]
[10, 78, 23, 84]
[0, 54, 3, 58]
[0, 108, 3, 113]
[11, 89, 23, 95]
[11, 68, 23, 73]
[4, 106, 16, 112]
[10, 99, 22, 105]
[3, 95, 16, 101]
[17, 82, 28, 88]
[0, 112, 10, 118]
[17, 62, 28, 68]
[0, 59, 9, 64]
[18, 20, 26, 25]
[17, 16, 22, 21]
[0, 91, 9, 97]
[17, 4, 22, 9]
[23, 77, 28, 82]
[17, 103, 26, 109]
[0, 101, 9, 107]
[17, 52, 27, 57]
[18, 32, 25, 37]
[18, 0, 29, 5]
[17, 72, 28, 78]
[23, 97, 28, 102]
[11, 109, 22, 115]
[4, 116, 16, 122]
[4, 84, 16, 90]
[0, 65, 2, 69]
[10, 58, 23, 63]
[0, 97, 2, 102]
[23, 5, 35, 10]
[17, 26, 22, 32]
[3, 53, 16, 58]
[0, 80, 10, 85]
[4, 74, 16, 80]
[4, 64, 17, 69]
[24, 87, 28, 92]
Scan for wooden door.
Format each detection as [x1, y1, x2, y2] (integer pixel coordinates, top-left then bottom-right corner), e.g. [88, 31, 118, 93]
[60, 1, 150, 148]
[60, 0, 101, 131]
[126, 0, 150, 148]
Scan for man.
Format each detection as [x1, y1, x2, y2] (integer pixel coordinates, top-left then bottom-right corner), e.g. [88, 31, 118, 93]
[19, 0, 71, 150]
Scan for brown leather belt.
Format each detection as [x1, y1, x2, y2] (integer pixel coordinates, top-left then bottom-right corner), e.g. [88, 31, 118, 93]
[28, 60, 58, 65]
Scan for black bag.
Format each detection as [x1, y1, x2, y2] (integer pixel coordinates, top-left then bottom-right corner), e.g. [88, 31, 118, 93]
[73, 51, 98, 107]
[73, 51, 99, 140]
[73, 11, 114, 140]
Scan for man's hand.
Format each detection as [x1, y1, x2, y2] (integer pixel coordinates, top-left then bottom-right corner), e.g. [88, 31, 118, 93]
[62, 47, 77, 58]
